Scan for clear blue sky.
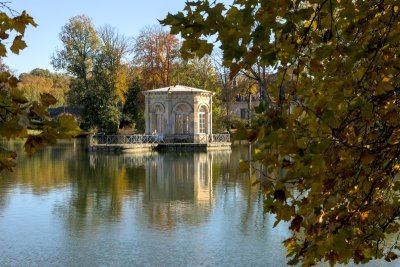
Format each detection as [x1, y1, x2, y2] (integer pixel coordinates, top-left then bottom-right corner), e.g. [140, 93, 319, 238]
[3, 1, 189, 75]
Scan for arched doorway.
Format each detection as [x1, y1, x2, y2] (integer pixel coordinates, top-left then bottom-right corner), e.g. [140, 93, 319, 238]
[173, 103, 191, 134]
[151, 103, 164, 134]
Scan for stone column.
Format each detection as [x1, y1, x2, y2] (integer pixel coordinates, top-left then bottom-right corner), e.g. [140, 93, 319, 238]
[167, 92, 173, 134]
[193, 95, 199, 134]
[193, 94, 200, 143]
[209, 93, 213, 140]
[145, 93, 150, 134]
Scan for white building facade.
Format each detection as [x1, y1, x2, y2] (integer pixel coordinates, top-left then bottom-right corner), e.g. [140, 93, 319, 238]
[143, 85, 213, 143]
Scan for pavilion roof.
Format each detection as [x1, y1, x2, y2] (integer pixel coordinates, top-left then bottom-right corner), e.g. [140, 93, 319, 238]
[143, 85, 211, 94]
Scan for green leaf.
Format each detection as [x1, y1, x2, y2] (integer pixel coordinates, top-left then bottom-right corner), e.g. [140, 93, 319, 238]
[0, 118, 26, 139]
[30, 102, 49, 118]
[361, 102, 373, 119]
[163, 1, 400, 265]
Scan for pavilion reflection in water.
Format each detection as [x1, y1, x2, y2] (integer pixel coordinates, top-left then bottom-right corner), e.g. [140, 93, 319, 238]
[142, 151, 228, 230]
[95, 150, 231, 229]
[144, 152, 216, 203]
[95, 151, 228, 203]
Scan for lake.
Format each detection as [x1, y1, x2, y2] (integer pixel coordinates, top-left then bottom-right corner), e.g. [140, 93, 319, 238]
[0, 140, 289, 266]
[0, 140, 395, 267]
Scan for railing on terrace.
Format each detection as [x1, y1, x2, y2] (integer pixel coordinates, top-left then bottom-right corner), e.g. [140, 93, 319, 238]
[210, 134, 231, 143]
[89, 134, 231, 145]
[90, 134, 163, 145]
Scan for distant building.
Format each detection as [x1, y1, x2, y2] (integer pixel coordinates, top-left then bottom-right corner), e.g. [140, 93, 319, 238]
[142, 85, 214, 143]
[48, 106, 82, 118]
[230, 96, 261, 122]
[229, 73, 277, 123]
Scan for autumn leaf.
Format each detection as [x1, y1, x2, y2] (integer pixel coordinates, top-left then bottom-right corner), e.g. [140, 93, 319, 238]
[289, 215, 303, 232]
[57, 114, 81, 137]
[238, 160, 250, 173]
[385, 252, 398, 262]
[274, 189, 286, 202]
[24, 135, 45, 156]
[0, 44, 6, 56]
[40, 93, 57, 107]
[10, 35, 27, 54]
[12, 11, 37, 34]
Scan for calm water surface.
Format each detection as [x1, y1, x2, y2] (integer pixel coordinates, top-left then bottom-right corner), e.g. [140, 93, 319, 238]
[0, 140, 290, 266]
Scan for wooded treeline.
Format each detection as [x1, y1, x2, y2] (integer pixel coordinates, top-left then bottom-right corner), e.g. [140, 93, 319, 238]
[15, 15, 272, 134]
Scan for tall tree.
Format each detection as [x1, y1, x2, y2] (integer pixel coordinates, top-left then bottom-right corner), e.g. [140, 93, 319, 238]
[133, 25, 180, 89]
[53, 17, 133, 133]
[29, 68, 52, 78]
[87, 26, 132, 132]
[52, 15, 100, 94]
[121, 79, 144, 132]
[162, 1, 400, 266]
[95, 25, 132, 103]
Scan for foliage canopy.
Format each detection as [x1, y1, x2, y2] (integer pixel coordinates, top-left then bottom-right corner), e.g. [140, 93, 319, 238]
[18, 69, 70, 107]
[133, 25, 180, 89]
[162, 0, 400, 265]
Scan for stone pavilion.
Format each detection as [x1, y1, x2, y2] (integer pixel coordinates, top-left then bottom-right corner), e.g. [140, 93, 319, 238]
[142, 85, 213, 143]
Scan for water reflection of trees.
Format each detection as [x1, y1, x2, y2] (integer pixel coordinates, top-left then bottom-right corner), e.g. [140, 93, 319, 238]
[0, 140, 81, 214]
[1, 140, 79, 193]
[60, 152, 147, 231]
[0, 141, 274, 236]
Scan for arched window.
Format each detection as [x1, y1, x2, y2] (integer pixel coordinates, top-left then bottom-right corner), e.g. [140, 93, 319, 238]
[198, 105, 208, 134]
[174, 103, 190, 134]
[151, 103, 164, 134]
